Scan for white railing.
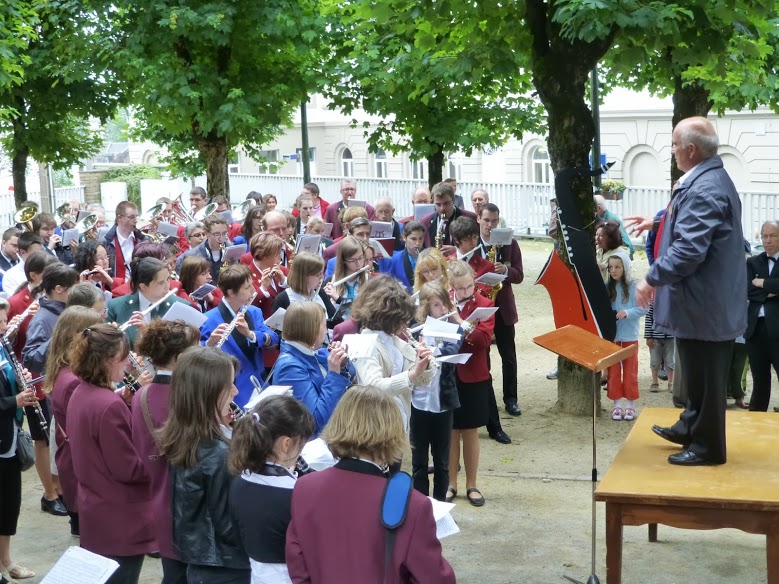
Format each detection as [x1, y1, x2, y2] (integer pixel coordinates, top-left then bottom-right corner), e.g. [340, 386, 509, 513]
[0, 186, 86, 228]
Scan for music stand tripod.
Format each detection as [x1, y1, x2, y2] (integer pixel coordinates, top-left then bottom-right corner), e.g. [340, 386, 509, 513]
[533, 325, 637, 584]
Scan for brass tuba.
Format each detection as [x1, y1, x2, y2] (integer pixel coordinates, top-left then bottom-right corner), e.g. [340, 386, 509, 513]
[13, 206, 38, 231]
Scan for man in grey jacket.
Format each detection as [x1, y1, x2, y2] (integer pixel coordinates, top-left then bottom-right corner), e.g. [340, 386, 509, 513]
[629, 116, 747, 466]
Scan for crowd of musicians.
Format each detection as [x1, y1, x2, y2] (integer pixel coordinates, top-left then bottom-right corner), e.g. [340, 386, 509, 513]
[0, 178, 525, 584]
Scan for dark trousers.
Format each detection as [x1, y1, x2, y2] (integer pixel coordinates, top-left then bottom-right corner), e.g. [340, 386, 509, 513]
[494, 313, 518, 405]
[0, 455, 21, 535]
[162, 558, 188, 584]
[727, 342, 748, 400]
[746, 318, 779, 411]
[105, 554, 145, 584]
[486, 388, 503, 435]
[410, 407, 453, 501]
[671, 338, 732, 463]
[186, 564, 250, 584]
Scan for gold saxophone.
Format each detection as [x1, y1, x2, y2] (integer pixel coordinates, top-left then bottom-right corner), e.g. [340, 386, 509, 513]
[487, 244, 503, 301]
[435, 213, 446, 250]
[219, 241, 230, 275]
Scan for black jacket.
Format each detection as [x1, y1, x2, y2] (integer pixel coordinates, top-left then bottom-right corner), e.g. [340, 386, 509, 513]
[411, 325, 464, 411]
[100, 224, 148, 279]
[746, 252, 779, 340]
[170, 438, 249, 569]
[0, 364, 18, 456]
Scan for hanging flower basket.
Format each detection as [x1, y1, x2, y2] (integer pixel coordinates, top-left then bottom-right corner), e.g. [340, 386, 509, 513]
[601, 180, 626, 201]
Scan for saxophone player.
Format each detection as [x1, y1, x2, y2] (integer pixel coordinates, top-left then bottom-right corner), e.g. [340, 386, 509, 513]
[419, 182, 477, 258]
[201, 264, 278, 407]
[477, 202, 525, 431]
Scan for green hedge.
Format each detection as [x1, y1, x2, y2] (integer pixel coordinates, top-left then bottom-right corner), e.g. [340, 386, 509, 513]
[100, 165, 163, 207]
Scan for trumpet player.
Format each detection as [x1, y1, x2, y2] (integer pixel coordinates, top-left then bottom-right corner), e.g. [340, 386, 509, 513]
[419, 182, 476, 257]
[32, 213, 74, 264]
[175, 214, 231, 284]
[477, 202, 525, 425]
[201, 264, 278, 407]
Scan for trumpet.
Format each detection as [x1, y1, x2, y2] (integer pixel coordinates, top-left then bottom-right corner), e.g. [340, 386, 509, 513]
[73, 213, 99, 242]
[232, 199, 255, 223]
[215, 292, 258, 348]
[171, 193, 196, 223]
[0, 336, 48, 444]
[55, 202, 74, 227]
[118, 289, 177, 331]
[193, 202, 218, 222]
[435, 213, 446, 250]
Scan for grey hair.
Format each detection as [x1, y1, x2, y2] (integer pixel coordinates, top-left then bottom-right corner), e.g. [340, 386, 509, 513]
[677, 117, 719, 158]
[185, 221, 205, 237]
[593, 194, 607, 210]
[341, 179, 357, 188]
[471, 188, 489, 200]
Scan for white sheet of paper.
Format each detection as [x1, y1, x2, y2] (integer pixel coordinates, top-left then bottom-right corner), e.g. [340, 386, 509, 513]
[341, 333, 378, 360]
[264, 307, 286, 331]
[436, 353, 471, 364]
[465, 307, 498, 322]
[295, 234, 322, 255]
[41, 546, 119, 584]
[223, 244, 247, 263]
[368, 238, 392, 259]
[487, 228, 513, 246]
[155, 221, 179, 237]
[321, 223, 333, 237]
[162, 301, 208, 329]
[414, 204, 435, 220]
[422, 315, 459, 334]
[244, 385, 293, 410]
[62, 228, 79, 246]
[347, 199, 367, 208]
[475, 272, 508, 286]
[301, 437, 338, 471]
[422, 331, 461, 344]
[427, 497, 460, 539]
[97, 226, 110, 241]
[370, 221, 393, 239]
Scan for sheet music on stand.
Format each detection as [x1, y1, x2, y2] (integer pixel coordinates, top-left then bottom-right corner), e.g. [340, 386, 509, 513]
[41, 547, 118, 584]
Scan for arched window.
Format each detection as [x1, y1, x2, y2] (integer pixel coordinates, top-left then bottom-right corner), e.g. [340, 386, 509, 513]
[531, 146, 552, 184]
[410, 156, 426, 180]
[341, 147, 354, 177]
[375, 149, 388, 178]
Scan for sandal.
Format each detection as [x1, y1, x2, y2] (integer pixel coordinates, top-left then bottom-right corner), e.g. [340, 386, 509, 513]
[611, 407, 623, 421]
[623, 407, 636, 421]
[445, 487, 457, 503]
[466, 488, 485, 507]
[7, 565, 34, 580]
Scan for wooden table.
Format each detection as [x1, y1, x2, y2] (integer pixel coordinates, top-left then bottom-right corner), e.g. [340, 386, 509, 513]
[594, 408, 779, 584]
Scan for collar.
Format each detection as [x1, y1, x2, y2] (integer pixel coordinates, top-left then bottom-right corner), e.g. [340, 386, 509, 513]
[138, 291, 153, 313]
[116, 229, 135, 245]
[678, 161, 703, 186]
[334, 457, 388, 477]
[0, 251, 17, 265]
[220, 298, 238, 317]
[457, 249, 476, 263]
[287, 340, 316, 356]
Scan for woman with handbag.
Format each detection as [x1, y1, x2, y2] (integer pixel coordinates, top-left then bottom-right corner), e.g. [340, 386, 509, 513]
[0, 297, 36, 583]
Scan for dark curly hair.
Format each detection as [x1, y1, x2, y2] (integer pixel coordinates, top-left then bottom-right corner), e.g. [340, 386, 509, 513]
[73, 239, 107, 273]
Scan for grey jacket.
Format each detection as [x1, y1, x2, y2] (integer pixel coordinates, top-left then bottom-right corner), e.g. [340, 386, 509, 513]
[646, 155, 747, 341]
[22, 298, 66, 374]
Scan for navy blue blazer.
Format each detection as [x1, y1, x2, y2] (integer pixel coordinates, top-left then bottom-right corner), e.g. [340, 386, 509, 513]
[385, 249, 416, 293]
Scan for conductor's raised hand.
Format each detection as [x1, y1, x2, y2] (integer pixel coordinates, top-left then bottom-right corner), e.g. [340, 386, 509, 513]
[623, 215, 653, 237]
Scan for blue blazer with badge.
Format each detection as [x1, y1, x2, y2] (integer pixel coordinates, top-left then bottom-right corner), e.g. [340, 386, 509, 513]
[200, 303, 279, 407]
[106, 292, 185, 349]
[386, 249, 416, 293]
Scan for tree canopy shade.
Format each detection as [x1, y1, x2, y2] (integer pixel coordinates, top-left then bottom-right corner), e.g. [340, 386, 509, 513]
[0, 0, 122, 206]
[0, 1, 39, 96]
[321, 0, 545, 188]
[116, 0, 323, 200]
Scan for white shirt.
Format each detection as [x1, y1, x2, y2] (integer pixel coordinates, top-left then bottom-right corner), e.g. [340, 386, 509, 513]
[116, 230, 135, 276]
[287, 289, 327, 313]
[2, 260, 26, 295]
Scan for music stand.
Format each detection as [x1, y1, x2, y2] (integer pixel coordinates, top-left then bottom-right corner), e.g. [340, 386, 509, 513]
[533, 325, 637, 584]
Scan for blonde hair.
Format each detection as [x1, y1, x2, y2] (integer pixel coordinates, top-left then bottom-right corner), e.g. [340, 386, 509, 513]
[43, 307, 103, 394]
[446, 258, 475, 282]
[282, 302, 325, 347]
[323, 385, 408, 466]
[333, 236, 367, 296]
[413, 248, 449, 292]
[340, 205, 368, 226]
[415, 280, 454, 323]
[287, 252, 324, 295]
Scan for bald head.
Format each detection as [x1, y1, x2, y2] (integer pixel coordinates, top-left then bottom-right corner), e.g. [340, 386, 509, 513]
[673, 117, 719, 171]
[412, 187, 431, 205]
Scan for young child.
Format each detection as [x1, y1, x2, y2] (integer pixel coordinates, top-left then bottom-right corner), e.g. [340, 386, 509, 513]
[606, 251, 647, 421]
[387, 221, 425, 293]
[228, 395, 315, 584]
[410, 281, 465, 501]
[644, 302, 675, 393]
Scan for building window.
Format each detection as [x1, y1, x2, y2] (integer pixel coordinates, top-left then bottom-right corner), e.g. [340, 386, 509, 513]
[375, 149, 388, 178]
[341, 148, 354, 177]
[410, 158, 426, 180]
[446, 159, 462, 181]
[228, 153, 240, 174]
[531, 146, 552, 184]
[257, 150, 279, 175]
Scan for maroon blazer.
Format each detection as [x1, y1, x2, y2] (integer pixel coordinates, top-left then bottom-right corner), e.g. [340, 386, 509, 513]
[287, 459, 455, 584]
[456, 292, 495, 383]
[419, 208, 477, 250]
[51, 367, 81, 512]
[131, 376, 178, 560]
[486, 238, 524, 325]
[322, 236, 346, 263]
[332, 317, 359, 342]
[323, 201, 376, 239]
[68, 380, 154, 557]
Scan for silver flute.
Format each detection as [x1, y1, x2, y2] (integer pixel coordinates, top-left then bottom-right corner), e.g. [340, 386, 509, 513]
[119, 289, 177, 331]
[215, 292, 258, 348]
[404, 329, 440, 369]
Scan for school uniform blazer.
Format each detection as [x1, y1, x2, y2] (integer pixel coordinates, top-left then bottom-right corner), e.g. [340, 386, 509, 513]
[286, 458, 455, 584]
[483, 238, 524, 325]
[323, 201, 376, 240]
[131, 376, 178, 560]
[419, 208, 477, 249]
[353, 330, 435, 428]
[176, 239, 230, 285]
[100, 224, 148, 282]
[331, 317, 359, 343]
[200, 304, 278, 407]
[7, 286, 35, 361]
[106, 292, 186, 348]
[457, 292, 495, 383]
[273, 341, 351, 435]
[51, 367, 81, 513]
[387, 249, 416, 293]
[240, 255, 289, 318]
[67, 380, 154, 557]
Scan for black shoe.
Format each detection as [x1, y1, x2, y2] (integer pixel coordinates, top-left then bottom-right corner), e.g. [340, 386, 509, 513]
[489, 430, 512, 444]
[651, 425, 688, 447]
[41, 496, 68, 516]
[505, 402, 522, 416]
[668, 450, 722, 466]
[147, 552, 161, 559]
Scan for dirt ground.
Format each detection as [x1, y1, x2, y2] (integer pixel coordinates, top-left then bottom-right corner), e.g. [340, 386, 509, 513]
[12, 240, 774, 583]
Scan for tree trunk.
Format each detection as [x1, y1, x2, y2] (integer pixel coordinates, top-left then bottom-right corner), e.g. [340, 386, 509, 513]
[670, 78, 713, 183]
[525, 0, 614, 416]
[427, 147, 444, 190]
[197, 134, 230, 201]
[12, 146, 29, 208]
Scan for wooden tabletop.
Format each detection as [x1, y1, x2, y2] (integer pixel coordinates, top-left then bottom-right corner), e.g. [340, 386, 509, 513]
[595, 408, 779, 511]
[532, 325, 637, 372]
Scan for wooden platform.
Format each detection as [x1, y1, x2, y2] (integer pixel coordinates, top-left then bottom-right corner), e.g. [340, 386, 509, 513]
[594, 408, 779, 583]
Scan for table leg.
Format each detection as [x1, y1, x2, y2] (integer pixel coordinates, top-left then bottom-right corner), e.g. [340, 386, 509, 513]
[648, 523, 657, 543]
[768, 527, 779, 584]
[605, 502, 623, 584]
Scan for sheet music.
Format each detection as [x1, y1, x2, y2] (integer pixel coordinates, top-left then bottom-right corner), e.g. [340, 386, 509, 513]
[223, 244, 247, 263]
[301, 437, 338, 471]
[487, 227, 513, 246]
[264, 307, 286, 331]
[475, 272, 508, 286]
[62, 228, 79, 246]
[321, 223, 334, 237]
[347, 199, 367, 208]
[465, 307, 498, 323]
[162, 302, 208, 328]
[341, 333, 378, 359]
[414, 204, 435, 220]
[427, 498, 460, 539]
[155, 221, 179, 237]
[370, 221, 393, 239]
[295, 234, 321, 255]
[218, 210, 235, 224]
[435, 353, 471, 364]
[244, 385, 293, 410]
[41, 547, 119, 584]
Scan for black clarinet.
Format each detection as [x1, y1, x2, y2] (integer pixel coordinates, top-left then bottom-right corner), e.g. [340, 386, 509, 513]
[0, 336, 48, 443]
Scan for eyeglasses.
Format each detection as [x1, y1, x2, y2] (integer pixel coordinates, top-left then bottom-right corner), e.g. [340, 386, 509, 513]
[121, 214, 139, 220]
[209, 231, 229, 239]
[452, 283, 475, 294]
[345, 256, 365, 264]
[190, 232, 206, 238]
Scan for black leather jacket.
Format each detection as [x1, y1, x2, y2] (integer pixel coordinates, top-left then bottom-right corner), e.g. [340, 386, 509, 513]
[171, 437, 249, 569]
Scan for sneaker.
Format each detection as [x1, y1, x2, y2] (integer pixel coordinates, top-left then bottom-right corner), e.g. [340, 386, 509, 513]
[623, 407, 636, 421]
[611, 407, 623, 421]
[649, 383, 660, 393]
[546, 367, 558, 380]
